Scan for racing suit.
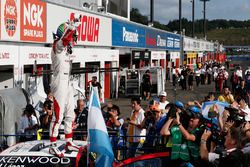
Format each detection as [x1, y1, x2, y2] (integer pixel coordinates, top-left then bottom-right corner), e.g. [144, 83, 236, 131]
[49, 26, 76, 143]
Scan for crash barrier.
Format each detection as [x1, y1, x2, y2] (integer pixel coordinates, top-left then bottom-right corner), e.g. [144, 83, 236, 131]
[0, 131, 166, 160]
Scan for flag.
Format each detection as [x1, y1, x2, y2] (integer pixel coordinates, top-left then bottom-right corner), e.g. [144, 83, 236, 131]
[201, 101, 230, 119]
[87, 87, 114, 167]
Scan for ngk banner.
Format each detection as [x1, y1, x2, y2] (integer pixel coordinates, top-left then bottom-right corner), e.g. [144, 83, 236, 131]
[46, 3, 111, 46]
[0, 0, 46, 42]
[20, 0, 46, 42]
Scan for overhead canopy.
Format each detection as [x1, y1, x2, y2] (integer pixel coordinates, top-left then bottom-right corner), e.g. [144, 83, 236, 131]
[0, 88, 29, 146]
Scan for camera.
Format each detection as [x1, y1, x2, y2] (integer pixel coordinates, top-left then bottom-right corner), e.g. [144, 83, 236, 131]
[225, 106, 245, 127]
[200, 118, 222, 143]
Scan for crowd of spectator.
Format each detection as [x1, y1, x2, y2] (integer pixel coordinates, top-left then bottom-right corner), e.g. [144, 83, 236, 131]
[16, 63, 250, 166]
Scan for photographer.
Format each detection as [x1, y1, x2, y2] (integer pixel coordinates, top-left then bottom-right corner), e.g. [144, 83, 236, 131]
[160, 106, 203, 167]
[40, 100, 53, 130]
[140, 105, 165, 153]
[200, 127, 243, 167]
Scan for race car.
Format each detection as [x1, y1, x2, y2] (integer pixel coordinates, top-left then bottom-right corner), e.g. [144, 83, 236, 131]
[0, 140, 88, 167]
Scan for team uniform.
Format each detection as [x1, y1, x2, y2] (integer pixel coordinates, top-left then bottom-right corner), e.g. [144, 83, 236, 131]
[49, 19, 81, 157]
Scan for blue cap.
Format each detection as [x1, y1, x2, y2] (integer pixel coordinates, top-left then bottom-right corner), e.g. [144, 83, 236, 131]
[175, 100, 184, 109]
[148, 97, 160, 105]
[189, 106, 201, 113]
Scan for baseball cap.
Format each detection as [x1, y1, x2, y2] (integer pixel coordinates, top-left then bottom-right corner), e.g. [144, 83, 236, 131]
[159, 91, 167, 97]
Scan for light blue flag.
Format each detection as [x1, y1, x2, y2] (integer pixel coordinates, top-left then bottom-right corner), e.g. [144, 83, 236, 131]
[87, 87, 114, 167]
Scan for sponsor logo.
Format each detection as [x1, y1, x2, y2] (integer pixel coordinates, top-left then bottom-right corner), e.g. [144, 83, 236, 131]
[70, 13, 100, 43]
[167, 37, 174, 48]
[4, 0, 18, 37]
[174, 39, 180, 48]
[28, 53, 49, 59]
[0, 156, 71, 165]
[20, 0, 46, 42]
[156, 35, 166, 47]
[146, 35, 156, 46]
[0, 52, 10, 59]
[122, 27, 139, 43]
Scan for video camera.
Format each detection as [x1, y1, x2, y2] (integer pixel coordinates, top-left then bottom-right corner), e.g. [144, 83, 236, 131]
[224, 106, 245, 127]
[200, 118, 222, 143]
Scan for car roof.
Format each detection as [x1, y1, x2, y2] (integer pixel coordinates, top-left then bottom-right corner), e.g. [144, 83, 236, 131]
[0, 140, 87, 158]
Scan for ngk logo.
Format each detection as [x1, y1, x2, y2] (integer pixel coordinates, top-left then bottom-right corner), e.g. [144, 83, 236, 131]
[5, 5, 16, 16]
[70, 13, 100, 43]
[20, 0, 46, 42]
[4, 0, 18, 37]
[23, 3, 44, 28]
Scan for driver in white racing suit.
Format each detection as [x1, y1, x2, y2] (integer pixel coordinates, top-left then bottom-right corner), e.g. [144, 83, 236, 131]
[49, 16, 81, 157]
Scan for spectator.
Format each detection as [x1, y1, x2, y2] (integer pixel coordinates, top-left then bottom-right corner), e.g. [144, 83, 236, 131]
[101, 102, 113, 123]
[236, 66, 243, 80]
[74, 99, 88, 130]
[201, 66, 206, 85]
[187, 70, 194, 91]
[85, 91, 90, 108]
[40, 100, 53, 130]
[218, 86, 234, 104]
[200, 127, 243, 167]
[206, 65, 213, 85]
[180, 66, 188, 90]
[158, 91, 169, 114]
[87, 76, 102, 98]
[127, 97, 146, 157]
[235, 80, 248, 102]
[141, 70, 152, 100]
[161, 106, 203, 166]
[230, 71, 239, 94]
[195, 67, 201, 87]
[245, 71, 250, 106]
[18, 109, 29, 142]
[216, 68, 226, 93]
[245, 66, 250, 76]
[141, 105, 164, 153]
[105, 105, 124, 159]
[20, 104, 38, 141]
[172, 66, 178, 87]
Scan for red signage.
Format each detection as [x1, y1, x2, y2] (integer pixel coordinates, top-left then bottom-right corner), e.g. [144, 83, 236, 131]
[146, 35, 156, 46]
[70, 13, 100, 43]
[20, 0, 46, 42]
[4, 0, 18, 37]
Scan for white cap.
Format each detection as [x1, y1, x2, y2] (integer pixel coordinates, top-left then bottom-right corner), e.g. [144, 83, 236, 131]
[159, 91, 167, 97]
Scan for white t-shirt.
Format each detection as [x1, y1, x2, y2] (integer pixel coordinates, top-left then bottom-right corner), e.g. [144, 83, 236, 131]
[236, 69, 243, 78]
[241, 106, 250, 121]
[129, 108, 146, 142]
[159, 101, 169, 113]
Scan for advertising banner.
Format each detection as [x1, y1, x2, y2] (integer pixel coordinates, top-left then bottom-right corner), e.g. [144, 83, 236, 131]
[166, 33, 180, 51]
[46, 3, 111, 46]
[20, 46, 51, 65]
[112, 19, 146, 48]
[146, 29, 167, 50]
[20, 0, 46, 42]
[0, 44, 18, 65]
[1, 0, 20, 41]
[0, 0, 46, 42]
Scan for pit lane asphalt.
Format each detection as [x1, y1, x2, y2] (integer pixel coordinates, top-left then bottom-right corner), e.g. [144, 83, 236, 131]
[105, 80, 216, 119]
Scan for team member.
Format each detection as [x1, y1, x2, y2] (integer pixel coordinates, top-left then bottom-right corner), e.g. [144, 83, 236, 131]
[49, 16, 81, 157]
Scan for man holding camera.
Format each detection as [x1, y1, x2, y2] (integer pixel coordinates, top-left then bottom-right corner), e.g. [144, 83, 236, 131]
[200, 127, 243, 167]
[160, 106, 203, 167]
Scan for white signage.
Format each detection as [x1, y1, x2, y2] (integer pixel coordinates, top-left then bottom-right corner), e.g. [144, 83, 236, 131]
[122, 27, 139, 43]
[46, 3, 112, 46]
[20, 46, 51, 65]
[151, 51, 166, 60]
[0, 44, 18, 65]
